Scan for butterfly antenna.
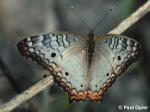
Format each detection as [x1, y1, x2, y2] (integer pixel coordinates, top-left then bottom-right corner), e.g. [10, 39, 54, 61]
[92, 7, 114, 33]
[71, 6, 91, 31]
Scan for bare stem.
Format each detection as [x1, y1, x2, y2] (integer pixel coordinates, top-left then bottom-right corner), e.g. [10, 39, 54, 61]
[109, 0, 150, 34]
[0, 76, 53, 112]
[0, 1, 150, 112]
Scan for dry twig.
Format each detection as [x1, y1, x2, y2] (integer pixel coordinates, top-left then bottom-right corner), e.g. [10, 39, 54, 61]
[0, 1, 150, 112]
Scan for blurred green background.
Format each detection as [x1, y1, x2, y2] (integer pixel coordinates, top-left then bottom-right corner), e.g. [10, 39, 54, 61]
[0, 0, 149, 112]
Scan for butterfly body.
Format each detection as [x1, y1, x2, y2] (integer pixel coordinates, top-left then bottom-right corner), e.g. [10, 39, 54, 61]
[86, 31, 96, 68]
[17, 32, 141, 102]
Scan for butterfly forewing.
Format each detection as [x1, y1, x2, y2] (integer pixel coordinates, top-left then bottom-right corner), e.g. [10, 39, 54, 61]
[98, 35, 141, 74]
[88, 34, 141, 101]
[17, 32, 89, 101]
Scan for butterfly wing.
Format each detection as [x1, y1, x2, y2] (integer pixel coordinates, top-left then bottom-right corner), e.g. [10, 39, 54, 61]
[88, 34, 142, 101]
[17, 32, 89, 101]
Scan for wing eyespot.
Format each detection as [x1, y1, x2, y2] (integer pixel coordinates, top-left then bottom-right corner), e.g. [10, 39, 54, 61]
[117, 56, 121, 61]
[106, 73, 109, 76]
[65, 72, 69, 76]
[51, 53, 56, 57]
[80, 85, 83, 87]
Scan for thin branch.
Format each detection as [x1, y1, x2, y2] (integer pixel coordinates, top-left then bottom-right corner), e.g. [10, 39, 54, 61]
[0, 1, 150, 112]
[0, 57, 42, 112]
[109, 0, 150, 34]
[0, 76, 53, 112]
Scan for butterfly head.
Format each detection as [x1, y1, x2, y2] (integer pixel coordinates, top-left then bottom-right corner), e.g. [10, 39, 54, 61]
[87, 31, 94, 38]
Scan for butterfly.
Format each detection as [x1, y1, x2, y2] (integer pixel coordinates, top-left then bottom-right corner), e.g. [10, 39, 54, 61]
[17, 31, 141, 102]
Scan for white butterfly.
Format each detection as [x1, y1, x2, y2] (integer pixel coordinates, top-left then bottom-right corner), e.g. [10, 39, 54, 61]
[17, 31, 141, 102]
